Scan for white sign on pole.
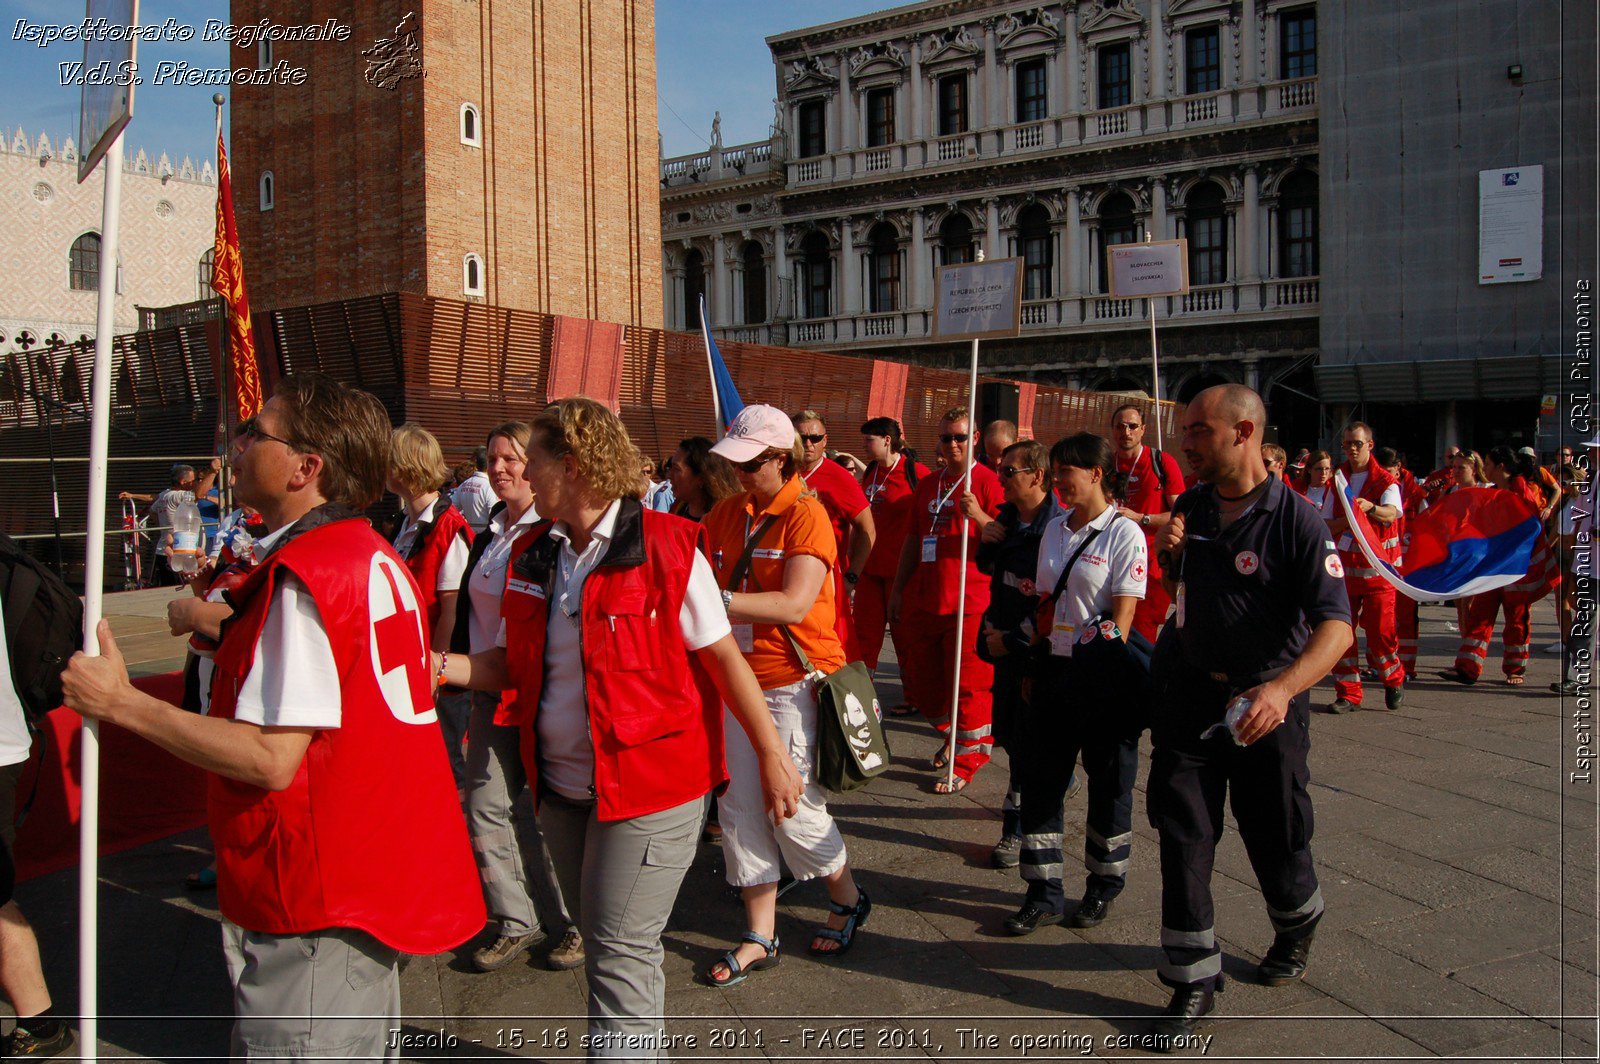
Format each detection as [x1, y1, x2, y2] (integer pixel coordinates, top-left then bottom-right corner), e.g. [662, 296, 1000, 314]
[1478, 165, 1543, 285]
[78, 0, 139, 183]
[934, 257, 1023, 339]
[1107, 239, 1189, 297]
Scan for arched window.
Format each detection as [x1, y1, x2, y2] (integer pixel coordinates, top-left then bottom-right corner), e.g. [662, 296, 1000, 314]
[1097, 194, 1137, 292]
[1186, 181, 1227, 285]
[868, 223, 900, 313]
[1278, 171, 1318, 277]
[1017, 205, 1052, 300]
[197, 248, 216, 301]
[69, 232, 100, 291]
[682, 249, 706, 328]
[800, 231, 832, 319]
[940, 213, 974, 266]
[463, 253, 485, 296]
[259, 170, 275, 211]
[741, 241, 767, 324]
[460, 103, 482, 147]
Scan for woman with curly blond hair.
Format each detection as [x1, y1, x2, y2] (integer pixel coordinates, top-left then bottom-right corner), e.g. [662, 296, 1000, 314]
[438, 397, 803, 1057]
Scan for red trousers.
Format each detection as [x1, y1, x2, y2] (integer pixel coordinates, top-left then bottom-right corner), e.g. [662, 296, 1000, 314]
[1455, 590, 1531, 679]
[898, 607, 993, 781]
[829, 565, 853, 654]
[1333, 581, 1404, 705]
[851, 573, 895, 670]
[1395, 593, 1419, 680]
[1133, 579, 1173, 644]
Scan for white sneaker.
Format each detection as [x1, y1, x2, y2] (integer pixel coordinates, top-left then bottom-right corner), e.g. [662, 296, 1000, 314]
[1445, 621, 1460, 632]
[1544, 642, 1565, 654]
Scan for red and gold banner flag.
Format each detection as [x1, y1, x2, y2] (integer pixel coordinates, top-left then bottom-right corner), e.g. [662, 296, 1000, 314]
[211, 132, 263, 422]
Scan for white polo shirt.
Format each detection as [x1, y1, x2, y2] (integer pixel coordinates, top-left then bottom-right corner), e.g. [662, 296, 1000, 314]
[392, 497, 471, 591]
[233, 523, 341, 729]
[1035, 504, 1147, 657]
[465, 501, 541, 655]
[451, 472, 496, 534]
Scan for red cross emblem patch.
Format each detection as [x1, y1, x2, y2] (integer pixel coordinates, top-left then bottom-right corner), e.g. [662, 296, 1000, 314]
[368, 553, 435, 725]
[1234, 550, 1260, 575]
[1132, 562, 1146, 581]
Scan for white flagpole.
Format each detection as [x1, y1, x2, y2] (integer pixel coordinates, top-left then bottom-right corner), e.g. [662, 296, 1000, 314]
[946, 250, 984, 792]
[1145, 228, 1164, 450]
[79, 125, 125, 1064]
[700, 295, 722, 438]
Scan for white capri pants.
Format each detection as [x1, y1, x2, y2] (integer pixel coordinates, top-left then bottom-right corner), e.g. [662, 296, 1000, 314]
[720, 679, 848, 888]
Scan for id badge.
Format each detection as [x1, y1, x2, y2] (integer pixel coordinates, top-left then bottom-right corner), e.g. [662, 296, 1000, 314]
[921, 536, 938, 563]
[1176, 582, 1187, 629]
[732, 624, 754, 652]
[1048, 622, 1077, 656]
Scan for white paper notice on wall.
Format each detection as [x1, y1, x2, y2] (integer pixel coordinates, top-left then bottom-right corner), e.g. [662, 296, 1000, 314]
[1478, 166, 1543, 285]
[1107, 240, 1189, 298]
[934, 258, 1023, 339]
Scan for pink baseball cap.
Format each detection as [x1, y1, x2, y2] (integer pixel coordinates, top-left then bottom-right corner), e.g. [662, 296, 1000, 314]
[710, 405, 796, 464]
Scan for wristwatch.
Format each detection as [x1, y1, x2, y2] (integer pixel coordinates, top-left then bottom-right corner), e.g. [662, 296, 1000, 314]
[1140, 513, 1152, 528]
[721, 589, 734, 611]
[844, 570, 859, 585]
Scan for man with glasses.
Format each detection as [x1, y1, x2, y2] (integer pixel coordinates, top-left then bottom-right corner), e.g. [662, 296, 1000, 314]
[890, 407, 1004, 792]
[975, 439, 1068, 865]
[63, 374, 484, 1059]
[1328, 422, 1406, 712]
[791, 411, 876, 650]
[1110, 404, 1186, 642]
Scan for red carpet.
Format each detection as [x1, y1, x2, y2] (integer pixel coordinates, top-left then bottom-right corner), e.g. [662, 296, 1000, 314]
[13, 672, 209, 882]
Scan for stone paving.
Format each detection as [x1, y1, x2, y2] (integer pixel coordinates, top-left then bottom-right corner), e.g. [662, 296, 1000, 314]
[13, 597, 1598, 1061]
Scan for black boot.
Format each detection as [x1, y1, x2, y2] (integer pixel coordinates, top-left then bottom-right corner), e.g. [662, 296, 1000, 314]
[1257, 929, 1314, 985]
[1146, 981, 1220, 1052]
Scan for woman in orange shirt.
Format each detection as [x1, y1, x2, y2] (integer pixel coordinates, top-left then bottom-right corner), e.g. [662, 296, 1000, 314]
[701, 405, 870, 986]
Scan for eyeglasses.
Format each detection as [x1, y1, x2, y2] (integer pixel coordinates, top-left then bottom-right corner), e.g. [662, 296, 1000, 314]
[1113, 422, 1142, 431]
[939, 433, 970, 444]
[736, 454, 777, 473]
[997, 465, 1036, 480]
[799, 433, 826, 445]
[1343, 440, 1370, 449]
[239, 419, 299, 450]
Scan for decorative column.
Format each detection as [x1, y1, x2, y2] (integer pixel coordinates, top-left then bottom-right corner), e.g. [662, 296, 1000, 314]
[1243, 358, 1261, 393]
[1062, 5, 1081, 115]
[1148, 178, 1167, 241]
[983, 198, 1001, 259]
[1063, 187, 1083, 296]
[910, 40, 925, 141]
[711, 233, 731, 325]
[1147, 4, 1167, 136]
[771, 223, 788, 318]
[909, 207, 927, 308]
[1239, 0, 1261, 117]
[840, 219, 860, 316]
[982, 19, 1001, 128]
[837, 51, 855, 151]
[1240, 166, 1261, 280]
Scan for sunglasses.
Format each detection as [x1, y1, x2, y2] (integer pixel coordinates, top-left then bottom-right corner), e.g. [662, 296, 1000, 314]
[799, 433, 826, 445]
[997, 465, 1036, 480]
[939, 433, 970, 444]
[736, 454, 777, 473]
[239, 419, 298, 450]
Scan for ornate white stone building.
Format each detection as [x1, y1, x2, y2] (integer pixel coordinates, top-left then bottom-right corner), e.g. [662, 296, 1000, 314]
[662, 0, 1323, 436]
[0, 128, 216, 368]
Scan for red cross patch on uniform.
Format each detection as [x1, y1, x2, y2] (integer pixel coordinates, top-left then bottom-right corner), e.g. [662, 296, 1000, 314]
[368, 552, 435, 725]
[1325, 553, 1345, 579]
[1235, 550, 1260, 575]
[1132, 562, 1146, 581]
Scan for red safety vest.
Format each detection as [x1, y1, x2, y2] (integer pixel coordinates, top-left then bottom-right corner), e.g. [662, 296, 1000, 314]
[398, 500, 471, 631]
[208, 516, 485, 954]
[905, 463, 1005, 616]
[499, 499, 726, 822]
[1336, 458, 1401, 584]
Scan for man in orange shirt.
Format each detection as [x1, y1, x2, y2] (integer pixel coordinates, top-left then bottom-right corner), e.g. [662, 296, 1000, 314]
[890, 408, 1005, 793]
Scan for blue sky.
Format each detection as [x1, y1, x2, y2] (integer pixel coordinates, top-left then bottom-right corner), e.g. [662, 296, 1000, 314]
[0, 1, 881, 167]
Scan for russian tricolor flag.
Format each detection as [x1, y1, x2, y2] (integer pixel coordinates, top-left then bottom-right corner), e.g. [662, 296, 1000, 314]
[1337, 475, 1558, 604]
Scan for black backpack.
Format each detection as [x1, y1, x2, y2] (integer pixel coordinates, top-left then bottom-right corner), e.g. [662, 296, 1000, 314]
[0, 533, 83, 725]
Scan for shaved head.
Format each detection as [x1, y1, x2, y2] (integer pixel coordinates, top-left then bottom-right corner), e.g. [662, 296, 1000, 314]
[1205, 383, 1267, 433]
[1181, 384, 1269, 486]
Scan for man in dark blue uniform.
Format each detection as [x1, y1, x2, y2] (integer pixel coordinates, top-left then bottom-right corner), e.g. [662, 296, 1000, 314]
[1144, 384, 1352, 1051]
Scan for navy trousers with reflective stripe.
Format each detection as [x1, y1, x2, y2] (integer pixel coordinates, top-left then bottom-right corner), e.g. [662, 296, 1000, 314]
[1019, 663, 1139, 914]
[1147, 679, 1322, 990]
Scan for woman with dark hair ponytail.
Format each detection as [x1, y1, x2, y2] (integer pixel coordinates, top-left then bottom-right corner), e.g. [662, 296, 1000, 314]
[1440, 445, 1548, 686]
[1003, 432, 1149, 936]
[853, 418, 930, 683]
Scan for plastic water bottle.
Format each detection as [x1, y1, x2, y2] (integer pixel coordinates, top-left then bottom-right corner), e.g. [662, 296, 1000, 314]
[170, 495, 203, 574]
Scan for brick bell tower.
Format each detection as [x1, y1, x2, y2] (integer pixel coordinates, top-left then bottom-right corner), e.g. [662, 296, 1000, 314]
[229, 0, 663, 329]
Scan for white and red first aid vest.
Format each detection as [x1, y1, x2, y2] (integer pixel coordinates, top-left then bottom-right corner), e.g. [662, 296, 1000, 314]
[1335, 458, 1402, 588]
[208, 516, 485, 954]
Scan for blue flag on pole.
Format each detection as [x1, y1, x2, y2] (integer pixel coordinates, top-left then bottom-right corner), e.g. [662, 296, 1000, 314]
[699, 295, 745, 435]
